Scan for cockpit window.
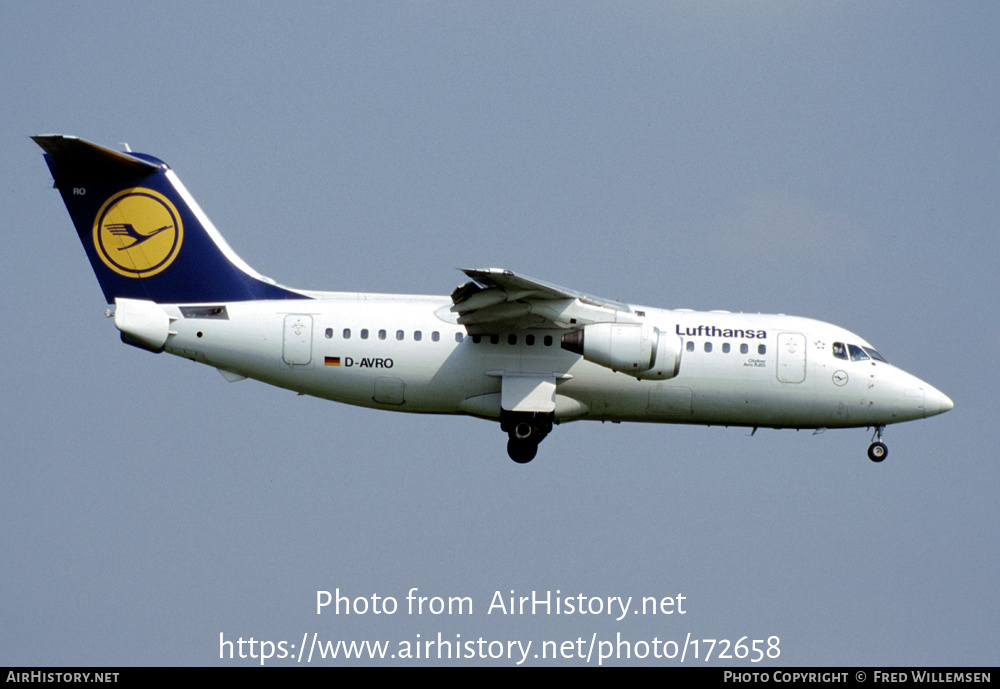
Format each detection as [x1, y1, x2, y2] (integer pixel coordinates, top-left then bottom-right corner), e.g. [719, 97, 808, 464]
[862, 347, 888, 363]
[835, 341, 887, 363]
[847, 344, 870, 362]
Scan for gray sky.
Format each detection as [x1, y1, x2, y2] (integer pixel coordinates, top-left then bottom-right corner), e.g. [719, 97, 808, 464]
[1, 2, 996, 666]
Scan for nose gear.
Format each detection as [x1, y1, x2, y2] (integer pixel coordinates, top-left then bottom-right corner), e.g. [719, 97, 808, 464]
[867, 426, 888, 462]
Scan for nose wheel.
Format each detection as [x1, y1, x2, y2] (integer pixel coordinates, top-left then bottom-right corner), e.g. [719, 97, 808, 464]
[867, 426, 888, 462]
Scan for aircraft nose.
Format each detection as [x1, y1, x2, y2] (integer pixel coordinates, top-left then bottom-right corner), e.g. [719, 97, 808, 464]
[924, 386, 954, 418]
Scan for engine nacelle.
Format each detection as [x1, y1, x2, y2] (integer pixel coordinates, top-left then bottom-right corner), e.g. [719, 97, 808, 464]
[638, 330, 682, 380]
[561, 323, 681, 379]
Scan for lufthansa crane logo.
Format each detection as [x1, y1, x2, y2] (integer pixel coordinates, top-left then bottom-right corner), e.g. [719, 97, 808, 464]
[92, 188, 183, 278]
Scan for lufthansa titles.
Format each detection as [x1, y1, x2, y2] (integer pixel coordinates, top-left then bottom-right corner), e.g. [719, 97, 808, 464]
[676, 324, 767, 339]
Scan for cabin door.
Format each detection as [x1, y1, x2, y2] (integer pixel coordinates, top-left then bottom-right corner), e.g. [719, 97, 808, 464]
[283, 315, 313, 365]
[776, 332, 806, 384]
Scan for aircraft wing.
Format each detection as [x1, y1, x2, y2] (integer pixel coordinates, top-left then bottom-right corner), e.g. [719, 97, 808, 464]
[451, 268, 639, 335]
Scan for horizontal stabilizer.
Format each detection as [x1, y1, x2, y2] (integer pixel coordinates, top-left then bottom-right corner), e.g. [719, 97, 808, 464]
[33, 135, 161, 180]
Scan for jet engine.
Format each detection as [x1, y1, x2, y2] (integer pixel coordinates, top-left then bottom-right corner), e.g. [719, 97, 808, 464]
[561, 323, 681, 380]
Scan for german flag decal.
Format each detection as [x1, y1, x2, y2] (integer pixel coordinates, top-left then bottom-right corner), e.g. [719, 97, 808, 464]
[324, 356, 341, 366]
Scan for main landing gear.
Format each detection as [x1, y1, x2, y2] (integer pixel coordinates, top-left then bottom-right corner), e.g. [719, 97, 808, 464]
[501, 411, 553, 464]
[867, 426, 888, 462]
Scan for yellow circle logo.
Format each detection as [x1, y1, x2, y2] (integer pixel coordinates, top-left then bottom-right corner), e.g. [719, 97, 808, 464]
[93, 188, 183, 278]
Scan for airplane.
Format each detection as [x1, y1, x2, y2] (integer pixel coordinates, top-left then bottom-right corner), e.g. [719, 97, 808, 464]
[34, 134, 953, 464]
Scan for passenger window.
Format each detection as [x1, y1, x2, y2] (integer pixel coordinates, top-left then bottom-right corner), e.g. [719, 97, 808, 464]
[832, 342, 848, 360]
[396, 330, 404, 341]
[544, 335, 553, 346]
[325, 328, 333, 339]
[848, 344, 869, 361]
[704, 342, 713, 353]
[508, 334, 517, 345]
[740, 343, 748, 354]
[758, 344, 766, 355]
[378, 329, 386, 340]
[414, 331, 422, 341]
[361, 329, 369, 340]
[472, 334, 481, 344]
[722, 342, 730, 353]
[490, 334, 500, 345]
[432, 331, 440, 342]
[456, 333, 465, 343]
[526, 334, 535, 346]
[686, 341, 695, 352]
[343, 328, 351, 339]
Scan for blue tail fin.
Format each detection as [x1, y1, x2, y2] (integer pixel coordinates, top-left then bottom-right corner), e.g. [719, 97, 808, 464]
[34, 135, 308, 304]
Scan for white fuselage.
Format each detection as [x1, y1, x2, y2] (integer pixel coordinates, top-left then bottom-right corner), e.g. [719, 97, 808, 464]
[36, 135, 953, 462]
[153, 293, 950, 431]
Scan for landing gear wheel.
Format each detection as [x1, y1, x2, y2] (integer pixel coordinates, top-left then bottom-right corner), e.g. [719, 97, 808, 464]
[500, 410, 553, 464]
[507, 438, 538, 464]
[868, 442, 888, 462]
